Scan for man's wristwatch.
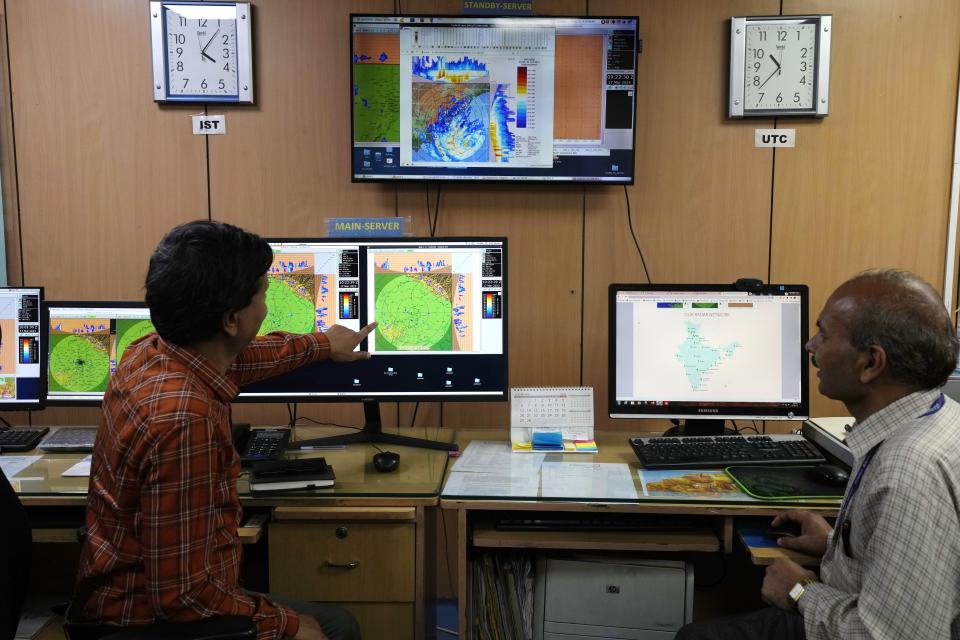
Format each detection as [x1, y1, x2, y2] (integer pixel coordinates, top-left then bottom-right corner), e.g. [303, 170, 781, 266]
[788, 577, 817, 608]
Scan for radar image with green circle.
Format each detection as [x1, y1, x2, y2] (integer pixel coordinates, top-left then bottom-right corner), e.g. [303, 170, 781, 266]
[375, 273, 452, 351]
[259, 275, 317, 335]
[49, 332, 111, 393]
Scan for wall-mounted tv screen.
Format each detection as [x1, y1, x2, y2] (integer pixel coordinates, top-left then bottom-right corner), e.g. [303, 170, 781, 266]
[351, 14, 638, 183]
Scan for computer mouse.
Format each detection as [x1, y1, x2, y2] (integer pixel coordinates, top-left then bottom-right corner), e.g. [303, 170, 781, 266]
[373, 451, 400, 473]
[806, 464, 850, 487]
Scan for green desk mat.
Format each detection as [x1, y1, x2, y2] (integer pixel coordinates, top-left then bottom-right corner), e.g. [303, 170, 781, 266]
[725, 465, 846, 500]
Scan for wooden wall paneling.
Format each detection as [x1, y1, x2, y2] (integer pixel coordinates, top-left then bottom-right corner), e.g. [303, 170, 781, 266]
[209, 0, 397, 429]
[0, 9, 22, 287]
[584, 0, 779, 431]
[773, 0, 960, 417]
[6, 0, 208, 427]
[7, 0, 207, 299]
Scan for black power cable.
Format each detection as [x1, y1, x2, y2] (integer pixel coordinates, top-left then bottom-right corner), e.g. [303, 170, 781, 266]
[624, 185, 652, 283]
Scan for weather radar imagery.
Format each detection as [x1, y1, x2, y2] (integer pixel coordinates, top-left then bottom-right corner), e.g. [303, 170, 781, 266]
[372, 251, 474, 352]
[261, 254, 322, 335]
[353, 33, 401, 144]
[48, 317, 155, 393]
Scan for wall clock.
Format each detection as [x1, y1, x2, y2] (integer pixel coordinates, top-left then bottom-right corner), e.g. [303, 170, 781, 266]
[729, 15, 831, 118]
[150, 1, 253, 103]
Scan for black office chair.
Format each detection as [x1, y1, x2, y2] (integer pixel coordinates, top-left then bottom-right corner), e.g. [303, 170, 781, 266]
[64, 614, 255, 640]
[0, 468, 32, 640]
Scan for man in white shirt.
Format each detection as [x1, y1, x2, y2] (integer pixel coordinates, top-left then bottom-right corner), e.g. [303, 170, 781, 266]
[677, 269, 960, 640]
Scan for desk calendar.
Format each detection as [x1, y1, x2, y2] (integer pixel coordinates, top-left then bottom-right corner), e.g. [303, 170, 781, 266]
[510, 387, 597, 452]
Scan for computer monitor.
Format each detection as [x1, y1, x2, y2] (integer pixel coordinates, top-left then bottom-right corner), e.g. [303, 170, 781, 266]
[351, 14, 638, 183]
[608, 283, 809, 436]
[44, 302, 154, 406]
[237, 237, 508, 451]
[0, 287, 44, 409]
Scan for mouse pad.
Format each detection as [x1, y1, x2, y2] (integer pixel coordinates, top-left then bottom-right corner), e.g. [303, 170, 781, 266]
[725, 466, 846, 500]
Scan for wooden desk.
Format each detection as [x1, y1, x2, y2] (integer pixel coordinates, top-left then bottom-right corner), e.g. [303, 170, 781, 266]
[4, 426, 452, 640]
[442, 429, 840, 639]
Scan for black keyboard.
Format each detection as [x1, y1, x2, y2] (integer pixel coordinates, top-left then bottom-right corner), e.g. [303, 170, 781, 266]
[0, 427, 50, 452]
[630, 434, 826, 469]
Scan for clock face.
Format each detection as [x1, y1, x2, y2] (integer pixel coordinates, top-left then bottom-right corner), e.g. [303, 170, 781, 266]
[743, 22, 817, 111]
[164, 5, 239, 97]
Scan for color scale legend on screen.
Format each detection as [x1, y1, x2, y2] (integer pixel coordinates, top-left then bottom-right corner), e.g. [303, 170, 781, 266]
[482, 291, 502, 319]
[19, 337, 37, 364]
[339, 292, 357, 320]
[517, 66, 527, 128]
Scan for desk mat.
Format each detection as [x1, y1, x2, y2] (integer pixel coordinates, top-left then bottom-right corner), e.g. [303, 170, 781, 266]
[725, 466, 846, 500]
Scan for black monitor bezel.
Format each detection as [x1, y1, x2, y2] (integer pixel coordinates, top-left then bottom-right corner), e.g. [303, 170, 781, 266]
[233, 236, 509, 404]
[0, 286, 45, 410]
[607, 282, 810, 422]
[43, 300, 150, 408]
[349, 13, 640, 185]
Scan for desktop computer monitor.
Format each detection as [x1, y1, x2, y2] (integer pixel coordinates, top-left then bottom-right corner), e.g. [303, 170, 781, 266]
[237, 237, 508, 451]
[608, 283, 809, 436]
[0, 287, 44, 409]
[44, 301, 154, 406]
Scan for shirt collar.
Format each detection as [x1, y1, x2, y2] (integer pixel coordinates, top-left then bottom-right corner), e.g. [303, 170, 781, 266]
[844, 388, 942, 460]
[157, 336, 238, 403]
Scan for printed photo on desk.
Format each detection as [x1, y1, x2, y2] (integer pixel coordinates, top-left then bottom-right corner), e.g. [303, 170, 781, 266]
[638, 469, 758, 502]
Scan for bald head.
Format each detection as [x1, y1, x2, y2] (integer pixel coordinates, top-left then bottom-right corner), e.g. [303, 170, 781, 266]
[828, 269, 958, 390]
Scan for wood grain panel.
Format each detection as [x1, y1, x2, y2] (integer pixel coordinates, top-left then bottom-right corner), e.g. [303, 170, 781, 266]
[6, 0, 207, 299]
[773, 0, 960, 417]
[584, 0, 779, 430]
[0, 12, 22, 286]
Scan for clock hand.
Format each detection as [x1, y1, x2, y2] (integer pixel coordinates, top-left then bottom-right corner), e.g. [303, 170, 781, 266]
[201, 28, 221, 62]
[202, 50, 217, 63]
[768, 54, 781, 70]
[757, 65, 779, 90]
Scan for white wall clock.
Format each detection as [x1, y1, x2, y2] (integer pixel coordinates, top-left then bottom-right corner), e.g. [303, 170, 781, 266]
[150, 1, 253, 103]
[729, 15, 831, 118]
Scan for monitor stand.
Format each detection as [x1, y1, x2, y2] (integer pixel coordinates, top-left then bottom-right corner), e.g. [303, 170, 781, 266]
[291, 400, 459, 452]
[660, 419, 738, 437]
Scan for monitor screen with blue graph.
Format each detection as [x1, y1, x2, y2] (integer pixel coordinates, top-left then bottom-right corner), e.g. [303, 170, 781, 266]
[0, 287, 44, 408]
[237, 237, 508, 402]
[44, 302, 154, 406]
[351, 14, 638, 183]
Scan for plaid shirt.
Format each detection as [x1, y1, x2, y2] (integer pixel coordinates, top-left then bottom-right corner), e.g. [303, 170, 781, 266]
[76, 331, 330, 640]
[800, 389, 960, 639]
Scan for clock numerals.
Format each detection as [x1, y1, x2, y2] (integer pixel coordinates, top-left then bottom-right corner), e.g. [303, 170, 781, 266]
[741, 21, 818, 112]
[152, 1, 253, 104]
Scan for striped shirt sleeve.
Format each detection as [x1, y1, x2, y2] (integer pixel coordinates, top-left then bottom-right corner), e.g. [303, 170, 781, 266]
[229, 332, 330, 388]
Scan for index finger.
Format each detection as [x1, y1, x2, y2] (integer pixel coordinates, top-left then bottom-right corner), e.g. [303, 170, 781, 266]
[356, 322, 377, 341]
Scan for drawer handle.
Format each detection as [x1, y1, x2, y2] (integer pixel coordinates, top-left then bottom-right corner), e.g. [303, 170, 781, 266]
[323, 560, 360, 570]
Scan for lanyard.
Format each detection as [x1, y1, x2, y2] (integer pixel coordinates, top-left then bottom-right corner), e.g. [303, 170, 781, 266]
[834, 393, 945, 533]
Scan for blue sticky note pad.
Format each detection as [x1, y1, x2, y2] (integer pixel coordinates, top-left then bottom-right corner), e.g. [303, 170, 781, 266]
[532, 431, 564, 450]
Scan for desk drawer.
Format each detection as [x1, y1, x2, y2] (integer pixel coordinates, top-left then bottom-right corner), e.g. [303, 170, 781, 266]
[269, 522, 415, 602]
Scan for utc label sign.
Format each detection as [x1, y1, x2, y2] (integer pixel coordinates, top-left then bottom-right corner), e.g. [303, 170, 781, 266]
[755, 129, 795, 147]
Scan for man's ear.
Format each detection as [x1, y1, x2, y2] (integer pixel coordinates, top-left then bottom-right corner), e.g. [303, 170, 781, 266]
[858, 345, 888, 385]
[222, 309, 240, 338]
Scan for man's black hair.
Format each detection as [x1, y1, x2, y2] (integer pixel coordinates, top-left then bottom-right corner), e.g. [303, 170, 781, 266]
[145, 220, 273, 346]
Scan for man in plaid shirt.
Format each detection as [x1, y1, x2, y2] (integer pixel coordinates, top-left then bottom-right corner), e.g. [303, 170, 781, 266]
[75, 221, 370, 640]
[678, 269, 960, 639]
